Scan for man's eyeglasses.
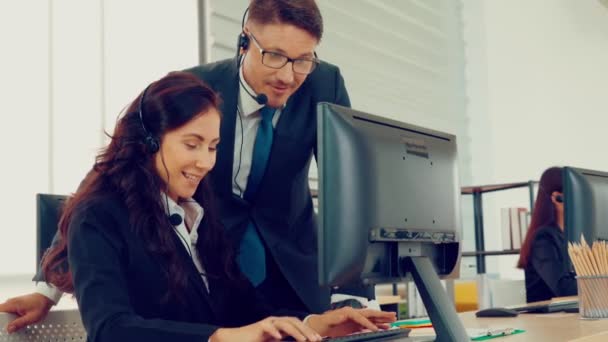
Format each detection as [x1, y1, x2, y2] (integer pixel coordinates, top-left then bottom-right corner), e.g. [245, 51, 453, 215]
[248, 33, 319, 75]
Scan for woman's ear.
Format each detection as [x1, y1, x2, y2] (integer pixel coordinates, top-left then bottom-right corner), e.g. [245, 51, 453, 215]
[551, 191, 564, 205]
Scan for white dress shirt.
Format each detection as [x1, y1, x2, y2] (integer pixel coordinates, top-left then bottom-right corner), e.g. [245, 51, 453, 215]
[232, 66, 282, 197]
[165, 195, 209, 292]
[36, 280, 62, 303]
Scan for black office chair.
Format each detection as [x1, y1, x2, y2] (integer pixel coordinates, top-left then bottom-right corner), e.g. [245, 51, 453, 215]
[36, 193, 67, 272]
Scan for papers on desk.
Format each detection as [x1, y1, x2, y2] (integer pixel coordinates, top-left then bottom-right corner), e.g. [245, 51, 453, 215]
[392, 319, 525, 340]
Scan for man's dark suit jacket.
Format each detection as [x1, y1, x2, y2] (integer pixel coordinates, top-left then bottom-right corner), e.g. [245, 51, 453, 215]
[184, 58, 351, 313]
[68, 193, 302, 342]
[524, 225, 577, 302]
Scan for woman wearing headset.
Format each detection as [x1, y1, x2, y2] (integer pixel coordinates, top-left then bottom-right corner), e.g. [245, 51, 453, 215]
[518, 166, 577, 303]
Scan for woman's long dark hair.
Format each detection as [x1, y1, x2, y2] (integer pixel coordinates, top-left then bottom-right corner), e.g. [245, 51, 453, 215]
[42, 72, 243, 305]
[517, 166, 563, 268]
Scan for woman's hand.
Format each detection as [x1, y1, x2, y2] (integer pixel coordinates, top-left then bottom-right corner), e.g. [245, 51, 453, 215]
[305, 307, 397, 338]
[210, 316, 323, 342]
[0, 293, 54, 333]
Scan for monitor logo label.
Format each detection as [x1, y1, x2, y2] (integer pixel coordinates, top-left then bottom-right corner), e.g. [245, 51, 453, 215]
[402, 137, 429, 159]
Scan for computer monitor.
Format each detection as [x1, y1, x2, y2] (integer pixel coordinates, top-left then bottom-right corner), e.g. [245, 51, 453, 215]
[317, 103, 467, 341]
[563, 167, 608, 243]
[36, 193, 67, 272]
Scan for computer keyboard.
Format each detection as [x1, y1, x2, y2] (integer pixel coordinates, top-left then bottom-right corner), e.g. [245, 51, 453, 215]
[322, 328, 411, 341]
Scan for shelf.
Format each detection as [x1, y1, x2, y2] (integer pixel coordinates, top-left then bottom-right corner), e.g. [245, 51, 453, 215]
[461, 181, 536, 195]
[460, 180, 537, 274]
[462, 250, 520, 257]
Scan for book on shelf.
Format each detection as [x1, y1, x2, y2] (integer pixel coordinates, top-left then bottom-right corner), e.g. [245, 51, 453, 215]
[406, 280, 449, 318]
[501, 207, 530, 250]
[510, 207, 522, 249]
[519, 209, 530, 246]
[501, 208, 511, 250]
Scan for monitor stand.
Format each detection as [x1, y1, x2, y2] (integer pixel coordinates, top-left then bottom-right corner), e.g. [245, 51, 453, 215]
[401, 256, 469, 342]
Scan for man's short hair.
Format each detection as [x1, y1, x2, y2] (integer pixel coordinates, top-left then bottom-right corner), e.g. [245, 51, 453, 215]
[248, 0, 323, 41]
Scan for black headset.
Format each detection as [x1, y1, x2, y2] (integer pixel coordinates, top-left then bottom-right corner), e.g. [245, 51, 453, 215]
[138, 83, 160, 154]
[136, 82, 186, 229]
[235, 7, 268, 106]
[232, 6, 269, 197]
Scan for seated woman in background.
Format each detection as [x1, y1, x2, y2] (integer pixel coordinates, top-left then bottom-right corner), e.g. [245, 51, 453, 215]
[42, 72, 395, 342]
[517, 166, 577, 303]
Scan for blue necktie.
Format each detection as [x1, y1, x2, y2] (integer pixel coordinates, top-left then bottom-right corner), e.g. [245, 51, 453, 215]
[237, 106, 275, 286]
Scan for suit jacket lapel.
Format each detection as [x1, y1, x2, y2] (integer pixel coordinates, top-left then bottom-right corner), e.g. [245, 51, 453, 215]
[275, 88, 312, 137]
[212, 62, 239, 197]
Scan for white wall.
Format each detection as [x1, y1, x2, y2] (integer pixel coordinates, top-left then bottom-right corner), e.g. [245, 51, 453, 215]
[0, 1, 51, 277]
[0, 0, 199, 276]
[462, 0, 608, 279]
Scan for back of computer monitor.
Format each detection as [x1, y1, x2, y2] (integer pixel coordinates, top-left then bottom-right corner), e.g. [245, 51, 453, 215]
[563, 167, 608, 243]
[36, 194, 67, 272]
[317, 103, 461, 287]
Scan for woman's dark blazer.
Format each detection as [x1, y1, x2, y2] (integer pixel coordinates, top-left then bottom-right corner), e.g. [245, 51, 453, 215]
[68, 193, 305, 342]
[524, 225, 577, 303]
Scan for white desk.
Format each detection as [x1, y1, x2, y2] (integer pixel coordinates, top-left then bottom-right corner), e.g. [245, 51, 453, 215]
[6, 275, 608, 341]
[459, 310, 608, 341]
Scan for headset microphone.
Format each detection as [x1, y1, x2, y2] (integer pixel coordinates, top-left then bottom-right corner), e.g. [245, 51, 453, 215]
[255, 93, 268, 106]
[238, 74, 268, 105]
[168, 213, 183, 226]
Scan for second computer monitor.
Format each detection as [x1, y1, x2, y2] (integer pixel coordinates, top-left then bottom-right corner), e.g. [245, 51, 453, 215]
[563, 167, 608, 243]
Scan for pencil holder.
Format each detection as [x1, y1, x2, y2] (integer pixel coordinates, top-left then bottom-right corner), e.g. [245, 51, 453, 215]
[576, 275, 608, 319]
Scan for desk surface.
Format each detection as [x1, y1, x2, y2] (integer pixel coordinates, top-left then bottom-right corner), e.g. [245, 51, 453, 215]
[459, 311, 608, 341]
[4, 276, 608, 341]
[398, 309, 608, 341]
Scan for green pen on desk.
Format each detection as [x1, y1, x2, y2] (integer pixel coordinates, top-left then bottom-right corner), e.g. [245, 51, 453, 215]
[471, 327, 526, 341]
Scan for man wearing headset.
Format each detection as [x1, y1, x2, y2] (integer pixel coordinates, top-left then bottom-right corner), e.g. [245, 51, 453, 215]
[1, 0, 366, 332]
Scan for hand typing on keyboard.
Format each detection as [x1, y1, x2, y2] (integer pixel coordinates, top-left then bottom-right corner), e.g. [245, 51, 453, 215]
[211, 307, 397, 342]
[305, 307, 397, 339]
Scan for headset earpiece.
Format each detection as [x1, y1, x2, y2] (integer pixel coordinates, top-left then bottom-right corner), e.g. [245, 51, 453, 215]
[555, 194, 564, 203]
[236, 6, 250, 60]
[144, 135, 160, 154]
[238, 32, 249, 52]
[138, 83, 160, 154]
